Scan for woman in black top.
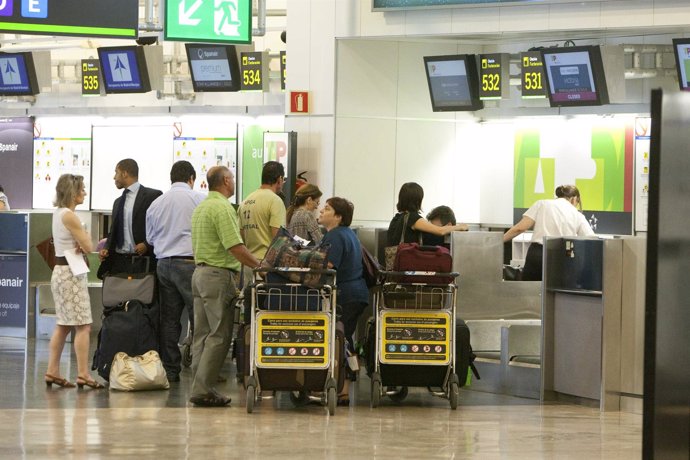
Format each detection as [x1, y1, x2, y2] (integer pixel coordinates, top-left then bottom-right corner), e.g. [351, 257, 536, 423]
[387, 182, 468, 246]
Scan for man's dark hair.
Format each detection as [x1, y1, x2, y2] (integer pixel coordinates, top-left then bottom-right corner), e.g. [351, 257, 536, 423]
[327, 197, 354, 227]
[170, 160, 196, 184]
[116, 158, 139, 178]
[261, 161, 285, 185]
[396, 182, 424, 213]
[427, 205, 456, 226]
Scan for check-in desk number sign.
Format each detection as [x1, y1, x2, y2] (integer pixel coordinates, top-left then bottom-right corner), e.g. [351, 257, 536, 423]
[240, 52, 264, 91]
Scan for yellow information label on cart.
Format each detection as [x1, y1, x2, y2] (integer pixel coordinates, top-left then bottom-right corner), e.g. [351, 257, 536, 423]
[379, 311, 451, 365]
[256, 312, 331, 369]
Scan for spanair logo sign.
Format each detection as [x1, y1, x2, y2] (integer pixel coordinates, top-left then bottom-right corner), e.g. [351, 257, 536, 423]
[108, 53, 133, 82]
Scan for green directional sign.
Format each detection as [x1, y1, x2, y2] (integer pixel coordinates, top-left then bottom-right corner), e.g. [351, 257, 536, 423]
[165, 0, 252, 44]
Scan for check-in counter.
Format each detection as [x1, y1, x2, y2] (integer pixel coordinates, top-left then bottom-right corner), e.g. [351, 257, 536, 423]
[541, 235, 646, 412]
[450, 231, 542, 397]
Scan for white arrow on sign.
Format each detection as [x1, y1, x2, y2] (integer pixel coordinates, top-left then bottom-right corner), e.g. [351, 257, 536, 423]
[179, 0, 202, 26]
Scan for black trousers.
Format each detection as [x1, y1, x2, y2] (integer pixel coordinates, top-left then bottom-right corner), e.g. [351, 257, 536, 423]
[522, 243, 543, 281]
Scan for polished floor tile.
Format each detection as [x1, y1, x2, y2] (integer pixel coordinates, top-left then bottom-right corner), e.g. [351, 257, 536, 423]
[0, 337, 642, 459]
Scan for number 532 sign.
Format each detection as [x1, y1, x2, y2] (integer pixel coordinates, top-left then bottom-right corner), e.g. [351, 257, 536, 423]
[479, 53, 509, 100]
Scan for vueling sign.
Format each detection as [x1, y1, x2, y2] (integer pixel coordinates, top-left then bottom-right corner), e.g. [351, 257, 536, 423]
[0, 0, 48, 18]
[0, 0, 138, 38]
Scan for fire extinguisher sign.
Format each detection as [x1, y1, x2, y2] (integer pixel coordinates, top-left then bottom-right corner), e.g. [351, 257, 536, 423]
[289, 91, 309, 114]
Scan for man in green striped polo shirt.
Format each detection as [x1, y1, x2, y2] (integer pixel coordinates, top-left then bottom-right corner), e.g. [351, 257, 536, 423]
[189, 166, 260, 407]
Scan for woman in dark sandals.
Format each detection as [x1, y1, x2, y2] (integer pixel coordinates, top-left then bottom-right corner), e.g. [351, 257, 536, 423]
[45, 174, 104, 390]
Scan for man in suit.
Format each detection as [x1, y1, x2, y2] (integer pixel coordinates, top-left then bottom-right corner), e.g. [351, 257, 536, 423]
[98, 158, 162, 278]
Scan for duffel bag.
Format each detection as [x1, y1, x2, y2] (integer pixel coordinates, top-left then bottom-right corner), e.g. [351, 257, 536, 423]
[261, 227, 330, 288]
[394, 243, 453, 284]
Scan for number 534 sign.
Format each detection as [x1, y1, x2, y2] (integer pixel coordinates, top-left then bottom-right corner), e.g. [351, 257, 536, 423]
[240, 52, 268, 91]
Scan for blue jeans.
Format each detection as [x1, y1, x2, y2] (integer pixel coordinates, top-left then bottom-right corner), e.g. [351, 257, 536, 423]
[157, 258, 195, 377]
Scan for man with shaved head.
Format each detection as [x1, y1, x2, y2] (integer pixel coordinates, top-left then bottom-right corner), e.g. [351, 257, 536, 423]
[189, 166, 260, 407]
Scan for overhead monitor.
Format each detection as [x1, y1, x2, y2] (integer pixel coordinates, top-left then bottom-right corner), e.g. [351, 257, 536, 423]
[97, 46, 151, 94]
[185, 43, 241, 92]
[423, 54, 483, 112]
[672, 38, 690, 91]
[0, 52, 39, 96]
[541, 45, 609, 107]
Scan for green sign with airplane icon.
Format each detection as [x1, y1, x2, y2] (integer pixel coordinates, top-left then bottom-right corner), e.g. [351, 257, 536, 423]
[165, 0, 252, 44]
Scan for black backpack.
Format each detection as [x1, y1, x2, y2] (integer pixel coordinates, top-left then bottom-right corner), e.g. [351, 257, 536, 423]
[92, 300, 159, 381]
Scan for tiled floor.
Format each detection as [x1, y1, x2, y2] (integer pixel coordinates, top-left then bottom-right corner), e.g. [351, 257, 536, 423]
[0, 337, 642, 459]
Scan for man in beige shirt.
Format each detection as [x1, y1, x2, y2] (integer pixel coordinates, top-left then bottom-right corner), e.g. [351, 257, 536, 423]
[238, 161, 287, 260]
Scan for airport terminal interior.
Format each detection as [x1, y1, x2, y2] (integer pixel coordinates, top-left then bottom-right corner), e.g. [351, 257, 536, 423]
[1, 0, 689, 458]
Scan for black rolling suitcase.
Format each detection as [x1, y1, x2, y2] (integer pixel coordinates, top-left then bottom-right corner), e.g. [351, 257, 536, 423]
[92, 257, 159, 381]
[92, 300, 159, 381]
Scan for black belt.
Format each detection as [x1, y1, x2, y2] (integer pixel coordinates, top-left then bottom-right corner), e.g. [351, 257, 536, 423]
[115, 252, 139, 258]
[55, 256, 69, 266]
[162, 256, 194, 260]
[196, 263, 238, 273]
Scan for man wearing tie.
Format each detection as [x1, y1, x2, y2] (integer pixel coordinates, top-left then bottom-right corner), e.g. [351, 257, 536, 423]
[98, 158, 162, 278]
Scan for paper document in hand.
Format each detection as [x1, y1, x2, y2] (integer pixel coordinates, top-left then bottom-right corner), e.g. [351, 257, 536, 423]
[64, 248, 90, 276]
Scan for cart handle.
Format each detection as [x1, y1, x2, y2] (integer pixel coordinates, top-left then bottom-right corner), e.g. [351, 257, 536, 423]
[380, 270, 459, 278]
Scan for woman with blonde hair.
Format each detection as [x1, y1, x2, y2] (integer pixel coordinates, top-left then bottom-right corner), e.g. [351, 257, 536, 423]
[286, 183, 323, 244]
[45, 174, 104, 389]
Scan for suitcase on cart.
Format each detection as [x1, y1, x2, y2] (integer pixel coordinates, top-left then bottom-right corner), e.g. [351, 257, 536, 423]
[394, 243, 453, 284]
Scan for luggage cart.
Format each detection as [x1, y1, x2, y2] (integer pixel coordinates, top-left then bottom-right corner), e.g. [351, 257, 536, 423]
[245, 267, 339, 415]
[369, 270, 460, 410]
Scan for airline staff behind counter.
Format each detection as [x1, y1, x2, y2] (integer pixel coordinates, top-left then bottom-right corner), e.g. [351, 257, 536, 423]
[503, 185, 595, 281]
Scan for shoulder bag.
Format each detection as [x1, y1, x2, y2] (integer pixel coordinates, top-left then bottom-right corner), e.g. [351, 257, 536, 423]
[109, 350, 169, 391]
[261, 227, 331, 288]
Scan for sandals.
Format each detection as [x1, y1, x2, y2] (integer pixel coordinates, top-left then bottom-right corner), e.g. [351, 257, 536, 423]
[45, 374, 76, 388]
[76, 377, 105, 389]
[337, 394, 350, 406]
[189, 393, 232, 407]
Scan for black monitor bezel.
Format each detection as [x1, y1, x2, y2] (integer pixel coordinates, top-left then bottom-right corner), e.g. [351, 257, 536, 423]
[97, 45, 151, 94]
[0, 52, 40, 96]
[185, 43, 241, 93]
[540, 45, 610, 107]
[672, 38, 690, 92]
[423, 54, 484, 112]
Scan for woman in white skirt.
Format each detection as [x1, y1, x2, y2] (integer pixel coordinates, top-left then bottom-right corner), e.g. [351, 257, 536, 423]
[45, 174, 104, 389]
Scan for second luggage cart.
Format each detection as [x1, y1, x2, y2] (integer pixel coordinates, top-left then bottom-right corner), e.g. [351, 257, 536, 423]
[368, 270, 460, 409]
[245, 267, 341, 415]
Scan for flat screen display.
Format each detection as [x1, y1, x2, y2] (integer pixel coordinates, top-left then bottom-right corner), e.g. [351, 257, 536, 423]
[97, 46, 151, 93]
[541, 46, 609, 107]
[185, 44, 241, 92]
[0, 52, 39, 96]
[672, 38, 690, 91]
[423, 54, 483, 112]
